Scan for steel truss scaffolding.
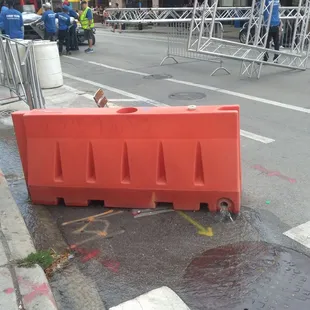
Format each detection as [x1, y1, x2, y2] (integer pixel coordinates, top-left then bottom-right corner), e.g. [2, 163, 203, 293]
[187, 0, 310, 78]
[106, 6, 302, 24]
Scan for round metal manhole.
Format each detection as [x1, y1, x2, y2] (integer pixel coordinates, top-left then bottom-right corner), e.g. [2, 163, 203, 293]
[169, 92, 206, 101]
[0, 109, 17, 118]
[180, 241, 310, 309]
[144, 74, 172, 80]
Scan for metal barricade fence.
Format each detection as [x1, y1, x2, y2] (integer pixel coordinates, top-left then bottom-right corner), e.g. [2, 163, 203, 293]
[0, 36, 45, 109]
[160, 21, 230, 76]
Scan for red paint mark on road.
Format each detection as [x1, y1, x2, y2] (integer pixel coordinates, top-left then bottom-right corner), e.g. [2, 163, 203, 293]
[252, 165, 297, 184]
[102, 260, 120, 273]
[23, 283, 55, 306]
[17, 277, 56, 307]
[71, 246, 101, 263]
[81, 249, 100, 263]
[4, 288, 14, 294]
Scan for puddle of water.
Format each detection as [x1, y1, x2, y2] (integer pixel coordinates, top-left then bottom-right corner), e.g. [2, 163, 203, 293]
[177, 241, 310, 310]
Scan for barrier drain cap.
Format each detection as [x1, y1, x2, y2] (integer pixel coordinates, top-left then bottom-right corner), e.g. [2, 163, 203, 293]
[187, 105, 197, 111]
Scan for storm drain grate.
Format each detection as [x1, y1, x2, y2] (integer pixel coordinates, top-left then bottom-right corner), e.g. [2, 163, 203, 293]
[169, 92, 206, 101]
[0, 109, 17, 118]
[144, 74, 173, 80]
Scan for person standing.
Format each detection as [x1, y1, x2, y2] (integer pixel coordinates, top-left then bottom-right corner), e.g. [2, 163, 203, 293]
[263, 0, 281, 63]
[112, 3, 122, 33]
[0, 1, 8, 34]
[55, 6, 71, 55]
[80, 0, 94, 53]
[2, 0, 23, 39]
[64, 5, 78, 50]
[41, 2, 56, 41]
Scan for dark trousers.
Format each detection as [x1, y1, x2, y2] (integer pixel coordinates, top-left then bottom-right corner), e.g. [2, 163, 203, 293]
[264, 25, 280, 61]
[69, 25, 78, 50]
[58, 29, 70, 53]
[44, 31, 55, 41]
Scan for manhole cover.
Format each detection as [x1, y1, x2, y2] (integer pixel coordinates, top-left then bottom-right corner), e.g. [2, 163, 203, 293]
[0, 109, 16, 118]
[169, 92, 206, 100]
[144, 74, 172, 80]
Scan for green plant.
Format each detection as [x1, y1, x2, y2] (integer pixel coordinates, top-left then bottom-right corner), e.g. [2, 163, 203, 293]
[17, 250, 54, 269]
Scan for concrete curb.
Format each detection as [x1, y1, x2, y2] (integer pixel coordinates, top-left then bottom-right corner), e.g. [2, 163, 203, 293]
[0, 169, 58, 310]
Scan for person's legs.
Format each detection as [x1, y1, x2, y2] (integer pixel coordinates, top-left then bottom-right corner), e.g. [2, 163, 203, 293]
[264, 30, 273, 61]
[44, 30, 49, 40]
[65, 30, 71, 55]
[72, 25, 78, 50]
[84, 29, 93, 53]
[271, 26, 280, 61]
[58, 30, 65, 54]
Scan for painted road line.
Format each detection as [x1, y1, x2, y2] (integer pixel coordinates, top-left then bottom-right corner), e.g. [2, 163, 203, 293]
[78, 88, 274, 143]
[283, 221, 310, 249]
[64, 56, 310, 114]
[63, 72, 168, 107]
[178, 211, 213, 237]
[85, 97, 274, 143]
[240, 130, 275, 144]
[107, 99, 140, 102]
[96, 32, 168, 43]
[63, 85, 142, 103]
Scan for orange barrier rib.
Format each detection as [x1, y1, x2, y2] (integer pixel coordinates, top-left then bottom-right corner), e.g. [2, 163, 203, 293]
[12, 105, 241, 213]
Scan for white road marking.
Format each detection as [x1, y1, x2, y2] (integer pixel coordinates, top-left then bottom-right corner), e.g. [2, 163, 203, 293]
[283, 221, 310, 249]
[110, 286, 190, 310]
[64, 56, 310, 114]
[95, 31, 168, 43]
[63, 73, 168, 107]
[95, 100, 274, 143]
[240, 130, 275, 144]
[62, 84, 141, 102]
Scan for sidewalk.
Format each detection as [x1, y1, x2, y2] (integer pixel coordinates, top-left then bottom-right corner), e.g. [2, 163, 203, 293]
[0, 169, 57, 310]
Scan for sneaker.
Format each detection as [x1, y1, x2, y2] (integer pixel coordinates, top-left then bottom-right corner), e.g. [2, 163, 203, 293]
[66, 51, 71, 55]
[85, 48, 94, 54]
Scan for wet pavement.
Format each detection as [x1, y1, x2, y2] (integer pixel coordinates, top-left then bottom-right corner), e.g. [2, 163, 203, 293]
[2, 123, 310, 309]
[2, 29, 310, 309]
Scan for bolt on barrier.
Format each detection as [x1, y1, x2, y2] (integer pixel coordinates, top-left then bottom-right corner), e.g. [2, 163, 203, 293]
[160, 21, 230, 76]
[0, 35, 45, 109]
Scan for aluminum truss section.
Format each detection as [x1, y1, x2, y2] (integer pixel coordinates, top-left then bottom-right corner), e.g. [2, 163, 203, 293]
[106, 6, 301, 24]
[188, 0, 310, 79]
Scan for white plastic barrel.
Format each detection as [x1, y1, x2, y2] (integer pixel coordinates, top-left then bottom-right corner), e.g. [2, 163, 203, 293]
[33, 40, 63, 89]
[0, 39, 29, 83]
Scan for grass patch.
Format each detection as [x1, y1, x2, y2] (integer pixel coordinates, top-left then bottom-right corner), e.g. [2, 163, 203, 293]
[17, 250, 54, 269]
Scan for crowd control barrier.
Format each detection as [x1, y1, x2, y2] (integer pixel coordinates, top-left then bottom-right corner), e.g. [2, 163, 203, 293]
[12, 105, 241, 213]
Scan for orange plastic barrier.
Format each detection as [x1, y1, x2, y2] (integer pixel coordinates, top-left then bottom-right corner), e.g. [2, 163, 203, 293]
[12, 105, 241, 213]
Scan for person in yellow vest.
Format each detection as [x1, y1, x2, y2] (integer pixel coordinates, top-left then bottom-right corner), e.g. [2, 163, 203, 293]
[80, 0, 94, 53]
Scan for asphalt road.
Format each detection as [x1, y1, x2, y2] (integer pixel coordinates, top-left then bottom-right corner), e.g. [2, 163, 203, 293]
[2, 26, 310, 309]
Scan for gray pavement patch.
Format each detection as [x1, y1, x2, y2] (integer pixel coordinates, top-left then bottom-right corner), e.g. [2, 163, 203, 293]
[0, 169, 58, 310]
[0, 267, 18, 310]
[168, 92, 206, 101]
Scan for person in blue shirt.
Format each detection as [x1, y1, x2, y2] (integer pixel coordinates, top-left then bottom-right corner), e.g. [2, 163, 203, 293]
[63, 5, 78, 50]
[263, 0, 281, 62]
[41, 2, 56, 41]
[2, 0, 23, 39]
[55, 6, 71, 55]
[0, 1, 9, 34]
